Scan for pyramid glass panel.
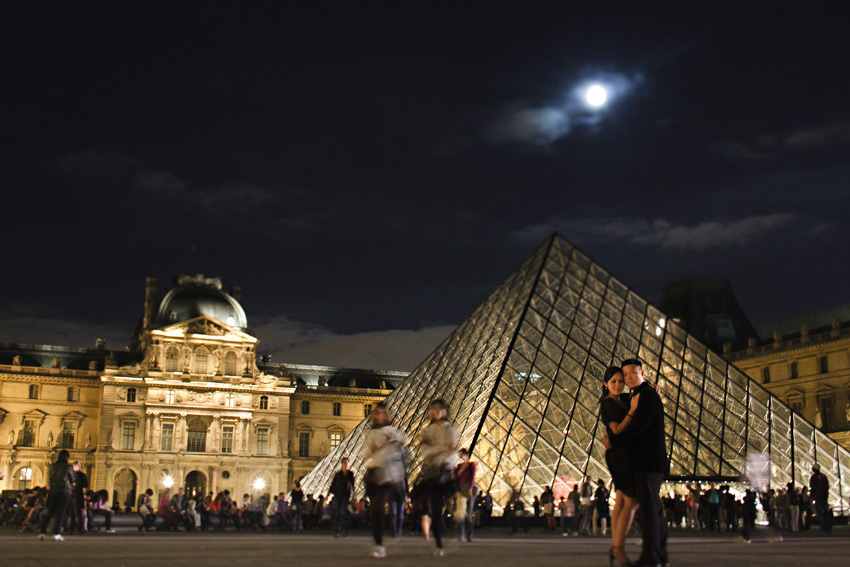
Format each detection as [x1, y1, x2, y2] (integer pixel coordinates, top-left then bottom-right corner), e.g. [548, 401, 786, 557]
[300, 235, 850, 514]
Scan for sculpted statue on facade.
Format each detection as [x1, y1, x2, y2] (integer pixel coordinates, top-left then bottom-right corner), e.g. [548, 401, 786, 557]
[88, 360, 97, 370]
[47, 431, 54, 447]
[12, 355, 21, 366]
[9, 429, 16, 445]
[815, 408, 823, 429]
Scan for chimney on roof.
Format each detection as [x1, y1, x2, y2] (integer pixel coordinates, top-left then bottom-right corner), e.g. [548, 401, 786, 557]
[95, 338, 106, 350]
[142, 277, 159, 332]
[230, 285, 242, 301]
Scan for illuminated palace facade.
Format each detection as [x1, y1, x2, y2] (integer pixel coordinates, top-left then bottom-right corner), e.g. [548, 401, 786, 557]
[0, 275, 404, 505]
[726, 313, 850, 452]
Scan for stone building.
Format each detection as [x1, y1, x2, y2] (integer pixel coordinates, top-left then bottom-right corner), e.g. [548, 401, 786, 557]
[726, 314, 850, 452]
[0, 275, 404, 505]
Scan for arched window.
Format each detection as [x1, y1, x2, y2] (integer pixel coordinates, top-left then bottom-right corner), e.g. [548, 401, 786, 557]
[18, 467, 33, 490]
[187, 419, 207, 453]
[224, 352, 238, 376]
[259, 395, 269, 410]
[165, 347, 180, 372]
[165, 389, 176, 404]
[194, 348, 209, 375]
[29, 384, 39, 399]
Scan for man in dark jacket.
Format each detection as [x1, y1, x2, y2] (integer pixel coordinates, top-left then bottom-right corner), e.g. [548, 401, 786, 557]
[809, 463, 831, 533]
[69, 461, 88, 533]
[329, 457, 355, 537]
[39, 449, 75, 541]
[611, 359, 669, 567]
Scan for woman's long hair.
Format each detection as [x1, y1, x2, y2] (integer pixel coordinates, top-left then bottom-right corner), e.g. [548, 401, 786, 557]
[600, 366, 622, 401]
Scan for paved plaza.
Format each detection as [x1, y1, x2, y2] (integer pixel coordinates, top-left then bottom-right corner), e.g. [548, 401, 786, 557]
[2, 528, 848, 567]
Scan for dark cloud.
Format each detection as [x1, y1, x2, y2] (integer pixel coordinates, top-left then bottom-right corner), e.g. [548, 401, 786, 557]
[252, 315, 454, 372]
[515, 213, 797, 252]
[0, 303, 128, 350]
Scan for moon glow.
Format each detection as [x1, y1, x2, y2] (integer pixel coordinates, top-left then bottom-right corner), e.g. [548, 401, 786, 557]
[585, 84, 608, 107]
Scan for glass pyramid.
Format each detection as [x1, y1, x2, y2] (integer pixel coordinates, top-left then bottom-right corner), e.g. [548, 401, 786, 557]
[301, 234, 850, 514]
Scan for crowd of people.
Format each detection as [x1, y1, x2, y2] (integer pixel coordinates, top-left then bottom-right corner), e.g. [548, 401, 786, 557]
[0, 361, 838, 566]
[0, 450, 116, 540]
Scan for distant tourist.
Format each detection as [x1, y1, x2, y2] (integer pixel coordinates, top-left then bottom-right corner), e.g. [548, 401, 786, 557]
[329, 457, 355, 537]
[809, 463, 831, 533]
[38, 449, 75, 541]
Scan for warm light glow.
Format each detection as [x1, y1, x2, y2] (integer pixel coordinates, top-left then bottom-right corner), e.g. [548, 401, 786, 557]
[163, 475, 174, 488]
[585, 84, 607, 107]
[253, 478, 266, 491]
[655, 326, 663, 337]
[659, 318, 666, 328]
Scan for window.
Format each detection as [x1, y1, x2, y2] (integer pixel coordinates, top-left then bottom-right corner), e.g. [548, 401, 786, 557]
[127, 388, 136, 403]
[18, 467, 33, 490]
[224, 352, 237, 376]
[165, 389, 176, 404]
[67, 387, 78, 402]
[330, 431, 342, 450]
[820, 356, 828, 374]
[257, 427, 269, 455]
[165, 347, 180, 372]
[298, 432, 310, 457]
[762, 367, 771, 384]
[791, 401, 803, 415]
[194, 348, 208, 374]
[161, 423, 174, 451]
[301, 400, 310, 415]
[333, 402, 341, 416]
[121, 422, 136, 450]
[364, 404, 372, 418]
[225, 393, 235, 408]
[28, 384, 39, 399]
[20, 420, 36, 447]
[187, 419, 207, 452]
[59, 422, 75, 449]
[820, 398, 835, 430]
[259, 395, 269, 410]
[790, 361, 799, 379]
[221, 425, 234, 453]
[714, 318, 736, 339]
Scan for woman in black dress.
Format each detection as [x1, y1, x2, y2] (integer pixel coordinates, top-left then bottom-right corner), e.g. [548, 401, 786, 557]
[600, 366, 640, 566]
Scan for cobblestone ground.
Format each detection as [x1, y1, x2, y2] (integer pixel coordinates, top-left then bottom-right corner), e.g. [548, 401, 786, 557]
[1, 528, 848, 567]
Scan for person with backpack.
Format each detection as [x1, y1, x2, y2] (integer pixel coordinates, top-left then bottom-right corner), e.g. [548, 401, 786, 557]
[38, 449, 75, 541]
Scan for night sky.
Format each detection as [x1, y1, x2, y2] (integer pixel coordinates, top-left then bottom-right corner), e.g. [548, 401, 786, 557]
[2, 2, 849, 371]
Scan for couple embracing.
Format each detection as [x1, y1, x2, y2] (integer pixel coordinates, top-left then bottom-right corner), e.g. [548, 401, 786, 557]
[600, 359, 669, 567]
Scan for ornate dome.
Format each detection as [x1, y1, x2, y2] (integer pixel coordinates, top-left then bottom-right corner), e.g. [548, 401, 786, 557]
[156, 275, 247, 329]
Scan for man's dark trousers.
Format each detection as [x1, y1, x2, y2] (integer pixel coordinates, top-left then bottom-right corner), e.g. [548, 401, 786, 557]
[635, 471, 667, 565]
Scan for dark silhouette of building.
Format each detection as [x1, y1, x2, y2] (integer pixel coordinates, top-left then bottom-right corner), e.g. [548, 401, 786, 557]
[658, 278, 759, 353]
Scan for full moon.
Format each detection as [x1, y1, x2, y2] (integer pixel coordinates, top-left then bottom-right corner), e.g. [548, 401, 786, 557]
[585, 84, 608, 107]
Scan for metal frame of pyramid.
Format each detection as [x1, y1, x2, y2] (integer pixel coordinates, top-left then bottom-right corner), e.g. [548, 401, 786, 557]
[301, 234, 850, 514]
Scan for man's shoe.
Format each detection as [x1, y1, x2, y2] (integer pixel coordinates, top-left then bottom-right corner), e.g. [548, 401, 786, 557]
[106, 529, 116, 534]
[53, 534, 65, 541]
[434, 549, 445, 557]
[38, 534, 45, 541]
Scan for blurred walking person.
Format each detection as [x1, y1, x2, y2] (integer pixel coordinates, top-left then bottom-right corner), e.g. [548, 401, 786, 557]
[364, 403, 407, 558]
[419, 399, 459, 556]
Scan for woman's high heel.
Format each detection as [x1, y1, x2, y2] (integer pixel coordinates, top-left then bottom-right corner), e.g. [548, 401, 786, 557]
[609, 546, 629, 567]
